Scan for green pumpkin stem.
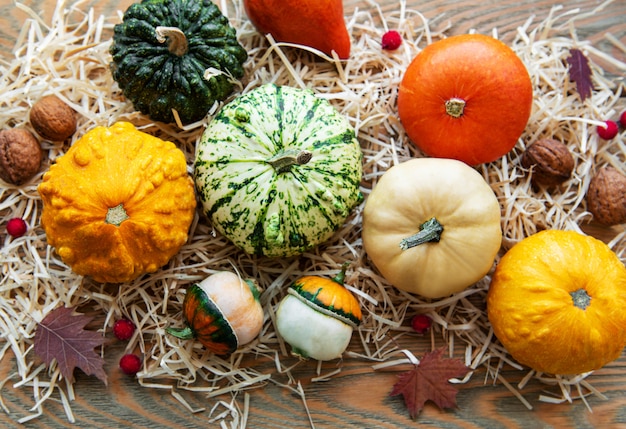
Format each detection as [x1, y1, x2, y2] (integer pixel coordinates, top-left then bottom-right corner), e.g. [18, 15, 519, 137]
[165, 325, 195, 340]
[399, 217, 444, 250]
[332, 262, 351, 286]
[267, 149, 313, 174]
[155, 26, 188, 57]
[570, 288, 591, 310]
[244, 279, 261, 301]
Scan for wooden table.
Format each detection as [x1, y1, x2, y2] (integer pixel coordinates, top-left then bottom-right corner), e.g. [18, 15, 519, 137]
[1, 0, 625, 428]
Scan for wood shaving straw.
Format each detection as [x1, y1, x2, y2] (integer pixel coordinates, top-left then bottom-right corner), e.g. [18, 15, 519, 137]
[0, 0, 624, 424]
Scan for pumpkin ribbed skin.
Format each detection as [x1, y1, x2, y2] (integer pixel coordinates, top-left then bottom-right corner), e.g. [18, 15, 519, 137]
[289, 276, 362, 327]
[487, 230, 626, 375]
[194, 83, 363, 257]
[37, 122, 196, 283]
[110, 0, 247, 124]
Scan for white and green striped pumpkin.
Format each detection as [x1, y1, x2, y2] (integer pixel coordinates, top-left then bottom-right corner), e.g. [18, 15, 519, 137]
[194, 83, 363, 257]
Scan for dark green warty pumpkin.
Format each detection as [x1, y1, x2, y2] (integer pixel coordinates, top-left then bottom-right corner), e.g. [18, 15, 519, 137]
[110, 0, 248, 124]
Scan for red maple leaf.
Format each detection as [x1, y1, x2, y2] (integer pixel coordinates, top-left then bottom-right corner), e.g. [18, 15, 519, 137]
[390, 348, 469, 419]
[34, 306, 107, 384]
[566, 48, 593, 101]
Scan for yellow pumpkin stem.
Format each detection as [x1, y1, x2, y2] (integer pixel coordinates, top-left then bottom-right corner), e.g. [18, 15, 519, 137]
[445, 97, 466, 118]
[267, 149, 313, 174]
[399, 217, 444, 250]
[105, 203, 130, 226]
[155, 26, 188, 57]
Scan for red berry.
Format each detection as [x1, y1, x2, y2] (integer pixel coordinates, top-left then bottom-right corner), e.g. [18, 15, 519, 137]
[619, 111, 626, 128]
[119, 353, 142, 376]
[410, 314, 432, 334]
[597, 120, 619, 140]
[6, 218, 27, 238]
[381, 30, 402, 51]
[113, 318, 135, 341]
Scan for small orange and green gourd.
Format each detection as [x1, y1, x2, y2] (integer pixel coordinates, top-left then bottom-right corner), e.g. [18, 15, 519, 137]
[166, 271, 264, 355]
[275, 263, 362, 360]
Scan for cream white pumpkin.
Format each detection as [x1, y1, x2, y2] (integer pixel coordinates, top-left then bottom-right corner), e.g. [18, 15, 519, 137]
[362, 158, 502, 298]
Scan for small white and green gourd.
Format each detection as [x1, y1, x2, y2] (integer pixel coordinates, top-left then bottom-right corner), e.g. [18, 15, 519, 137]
[194, 83, 363, 257]
[275, 263, 362, 361]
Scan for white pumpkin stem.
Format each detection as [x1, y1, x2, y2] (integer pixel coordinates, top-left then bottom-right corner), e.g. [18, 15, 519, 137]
[399, 217, 444, 250]
[445, 97, 466, 118]
[267, 149, 313, 174]
[105, 203, 129, 226]
[155, 26, 188, 57]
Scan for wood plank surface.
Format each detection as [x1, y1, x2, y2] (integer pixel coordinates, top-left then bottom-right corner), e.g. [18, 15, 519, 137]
[1, 0, 625, 428]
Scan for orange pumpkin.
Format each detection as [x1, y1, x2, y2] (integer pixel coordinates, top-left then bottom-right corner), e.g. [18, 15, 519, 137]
[487, 230, 626, 375]
[243, 0, 350, 59]
[397, 34, 533, 165]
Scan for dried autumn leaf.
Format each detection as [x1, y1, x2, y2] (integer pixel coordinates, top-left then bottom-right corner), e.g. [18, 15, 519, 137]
[34, 306, 107, 384]
[390, 348, 469, 419]
[566, 48, 593, 101]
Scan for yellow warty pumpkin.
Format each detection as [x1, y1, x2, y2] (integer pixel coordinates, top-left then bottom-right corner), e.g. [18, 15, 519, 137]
[487, 230, 626, 375]
[38, 122, 196, 283]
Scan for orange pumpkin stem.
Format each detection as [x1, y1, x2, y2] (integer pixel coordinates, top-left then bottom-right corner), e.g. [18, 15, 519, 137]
[105, 203, 129, 226]
[155, 26, 188, 57]
[444, 97, 466, 118]
[399, 217, 444, 250]
[570, 288, 591, 310]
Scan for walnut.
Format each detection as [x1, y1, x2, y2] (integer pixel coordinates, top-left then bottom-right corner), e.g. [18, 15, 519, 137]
[0, 128, 43, 185]
[29, 95, 77, 141]
[586, 167, 626, 226]
[521, 138, 575, 187]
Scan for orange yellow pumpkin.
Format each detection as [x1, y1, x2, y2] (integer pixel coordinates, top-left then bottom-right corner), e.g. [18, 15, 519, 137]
[397, 34, 533, 165]
[37, 122, 196, 283]
[487, 230, 626, 375]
